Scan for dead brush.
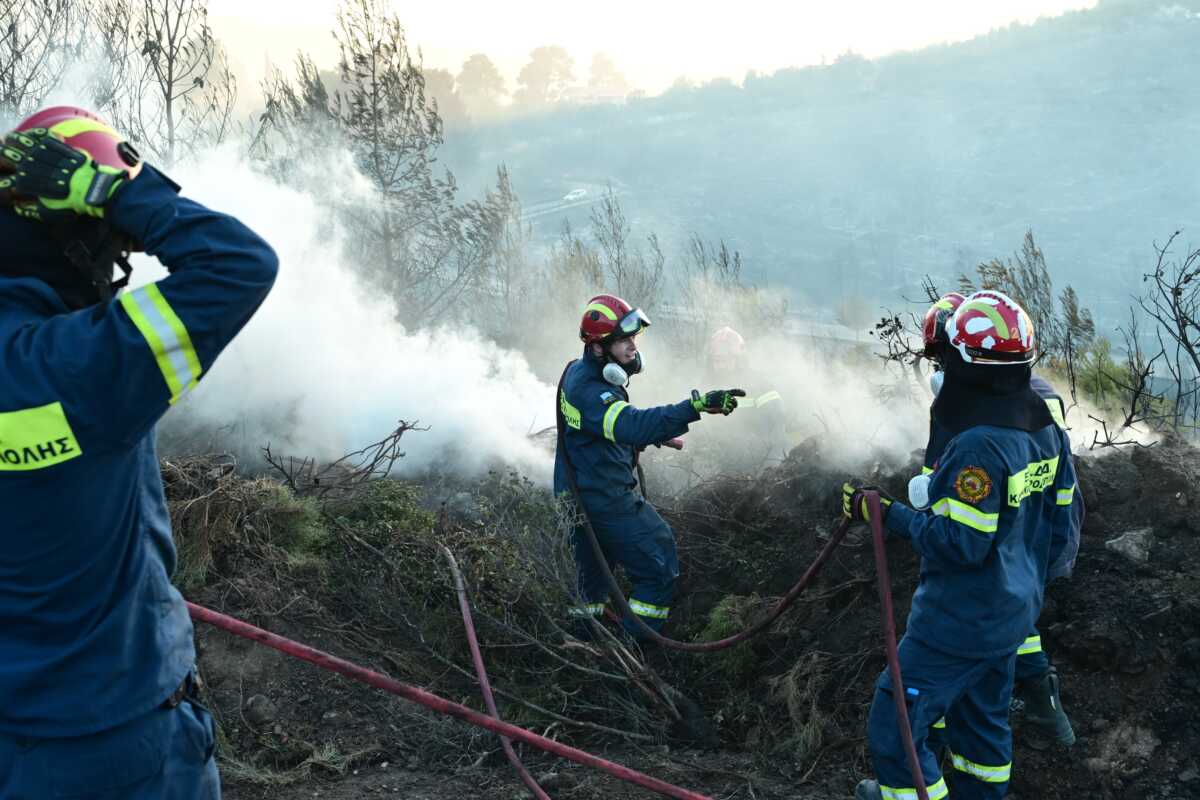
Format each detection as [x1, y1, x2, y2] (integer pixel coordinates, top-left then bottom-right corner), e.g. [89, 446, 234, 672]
[163, 454, 327, 590]
[765, 651, 831, 766]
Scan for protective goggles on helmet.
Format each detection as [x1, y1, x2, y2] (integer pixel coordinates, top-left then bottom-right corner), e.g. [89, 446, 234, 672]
[616, 307, 651, 337]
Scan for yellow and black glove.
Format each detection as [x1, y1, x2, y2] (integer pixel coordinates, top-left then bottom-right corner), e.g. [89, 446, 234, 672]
[841, 483, 893, 523]
[690, 388, 746, 415]
[0, 128, 130, 222]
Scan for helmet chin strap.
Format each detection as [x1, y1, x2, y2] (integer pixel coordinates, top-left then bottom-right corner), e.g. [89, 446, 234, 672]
[58, 221, 133, 305]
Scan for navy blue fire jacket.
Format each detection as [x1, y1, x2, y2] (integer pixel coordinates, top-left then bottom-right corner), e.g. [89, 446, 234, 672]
[0, 167, 278, 736]
[887, 422, 1076, 659]
[553, 348, 700, 515]
[924, 373, 1083, 579]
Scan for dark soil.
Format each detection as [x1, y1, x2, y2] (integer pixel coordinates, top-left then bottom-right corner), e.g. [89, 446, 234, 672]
[187, 436, 1200, 800]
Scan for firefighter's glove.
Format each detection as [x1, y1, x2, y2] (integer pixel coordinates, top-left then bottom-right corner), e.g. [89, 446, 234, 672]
[842, 483, 893, 523]
[0, 128, 128, 222]
[691, 388, 746, 415]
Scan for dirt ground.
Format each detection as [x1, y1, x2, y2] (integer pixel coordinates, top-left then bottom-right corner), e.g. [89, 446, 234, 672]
[191, 436, 1200, 800]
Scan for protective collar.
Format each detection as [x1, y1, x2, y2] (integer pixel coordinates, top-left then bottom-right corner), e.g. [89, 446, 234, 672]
[925, 348, 1056, 466]
[0, 207, 129, 311]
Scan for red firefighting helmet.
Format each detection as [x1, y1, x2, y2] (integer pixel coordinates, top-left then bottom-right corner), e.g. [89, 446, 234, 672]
[16, 106, 142, 179]
[921, 292, 965, 358]
[946, 290, 1037, 365]
[579, 294, 650, 345]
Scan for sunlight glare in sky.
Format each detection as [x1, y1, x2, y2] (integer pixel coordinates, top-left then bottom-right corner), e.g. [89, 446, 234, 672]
[207, 0, 1098, 96]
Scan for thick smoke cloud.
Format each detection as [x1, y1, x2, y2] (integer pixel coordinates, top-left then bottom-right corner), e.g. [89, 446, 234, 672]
[143, 147, 556, 479]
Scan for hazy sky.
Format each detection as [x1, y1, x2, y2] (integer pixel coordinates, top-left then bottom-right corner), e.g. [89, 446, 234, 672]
[208, 1, 1098, 97]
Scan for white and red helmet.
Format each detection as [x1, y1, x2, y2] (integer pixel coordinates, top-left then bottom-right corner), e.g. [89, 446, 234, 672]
[945, 290, 1036, 365]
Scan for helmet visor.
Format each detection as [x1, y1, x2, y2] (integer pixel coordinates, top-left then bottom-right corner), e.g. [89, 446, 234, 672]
[617, 307, 651, 336]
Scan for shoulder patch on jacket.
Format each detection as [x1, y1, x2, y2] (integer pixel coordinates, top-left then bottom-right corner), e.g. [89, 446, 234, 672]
[599, 391, 617, 405]
[954, 466, 993, 504]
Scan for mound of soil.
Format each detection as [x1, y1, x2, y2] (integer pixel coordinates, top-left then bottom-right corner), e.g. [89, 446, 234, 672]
[182, 437, 1200, 800]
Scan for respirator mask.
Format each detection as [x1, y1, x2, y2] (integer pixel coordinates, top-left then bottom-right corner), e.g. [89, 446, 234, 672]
[603, 351, 644, 386]
[930, 368, 945, 397]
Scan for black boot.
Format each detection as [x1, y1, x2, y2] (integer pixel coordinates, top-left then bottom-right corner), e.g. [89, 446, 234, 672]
[854, 779, 883, 800]
[1020, 667, 1076, 746]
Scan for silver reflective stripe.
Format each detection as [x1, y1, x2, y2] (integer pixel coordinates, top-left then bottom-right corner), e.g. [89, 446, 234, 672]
[628, 599, 669, 619]
[949, 752, 1011, 783]
[119, 283, 202, 404]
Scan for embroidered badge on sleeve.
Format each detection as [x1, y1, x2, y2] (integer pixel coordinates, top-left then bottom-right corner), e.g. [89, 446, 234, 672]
[954, 466, 993, 504]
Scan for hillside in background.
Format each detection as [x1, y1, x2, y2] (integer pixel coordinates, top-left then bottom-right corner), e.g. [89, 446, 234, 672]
[448, 0, 1200, 327]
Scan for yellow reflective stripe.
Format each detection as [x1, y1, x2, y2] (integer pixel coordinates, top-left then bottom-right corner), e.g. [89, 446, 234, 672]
[1007, 455, 1060, 507]
[921, 466, 934, 475]
[880, 777, 948, 800]
[1057, 486, 1074, 506]
[560, 390, 582, 430]
[949, 751, 1012, 783]
[119, 284, 202, 404]
[933, 298, 955, 311]
[585, 302, 618, 321]
[960, 300, 1011, 338]
[1018, 635, 1043, 655]
[756, 390, 782, 406]
[1045, 397, 1066, 429]
[47, 117, 119, 140]
[603, 400, 629, 442]
[932, 717, 946, 729]
[931, 497, 999, 533]
[567, 603, 605, 617]
[0, 401, 83, 471]
[628, 598, 670, 619]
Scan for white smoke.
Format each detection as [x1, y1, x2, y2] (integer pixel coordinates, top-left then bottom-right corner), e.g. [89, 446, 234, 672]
[137, 147, 555, 479]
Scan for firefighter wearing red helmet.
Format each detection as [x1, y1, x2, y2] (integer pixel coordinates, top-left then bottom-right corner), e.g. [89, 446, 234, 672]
[0, 108, 277, 799]
[844, 291, 1076, 800]
[915, 290, 1081, 755]
[555, 294, 744, 638]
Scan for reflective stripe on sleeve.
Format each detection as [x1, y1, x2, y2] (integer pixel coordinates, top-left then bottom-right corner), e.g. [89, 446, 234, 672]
[932, 717, 946, 729]
[880, 777, 949, 800]
[1018, 635, 1043, 655]
[628, 598, 670, 619]
[603, 400, 629, 442]
[931, 497, 1000, 533]
[119, 283, 202, 404]
[567, 603, 605, 617]
[949, 751, 1012, 783]
[1057, 486, 1074, 506]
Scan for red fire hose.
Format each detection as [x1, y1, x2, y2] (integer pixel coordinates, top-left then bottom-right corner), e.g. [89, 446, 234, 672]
[867, 492, 928, 800]
[186, 601, 713, 800]
[187, 497, 925, 798]
[439, 545, 549, 800]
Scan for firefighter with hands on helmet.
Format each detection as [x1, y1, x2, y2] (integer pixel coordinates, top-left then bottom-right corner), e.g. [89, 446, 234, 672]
[0, 108, 277, 799]
[918, 291, 1080, 749]
[554, 294, 744, 638]
[843, 290, 1077, 800]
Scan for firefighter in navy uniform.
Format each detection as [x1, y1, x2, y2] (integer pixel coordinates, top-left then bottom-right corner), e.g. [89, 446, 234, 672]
[554, 294, 744, 637]
[0, 108, 277, 799]
[844, 291, 1076, 800]
[917, 292, 1080, 749]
